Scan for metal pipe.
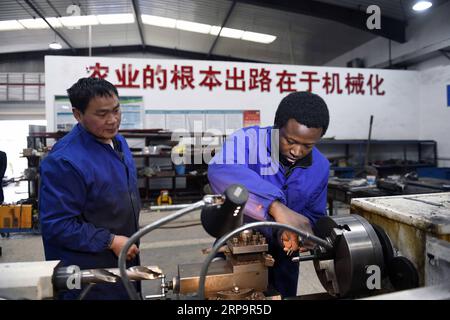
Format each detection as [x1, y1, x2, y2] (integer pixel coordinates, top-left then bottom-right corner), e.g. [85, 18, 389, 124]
[291, 254, 318, 263]
[149, 204, 191, 211]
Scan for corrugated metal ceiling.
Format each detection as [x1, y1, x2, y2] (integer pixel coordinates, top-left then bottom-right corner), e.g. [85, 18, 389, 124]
[0, 0, 447, 65]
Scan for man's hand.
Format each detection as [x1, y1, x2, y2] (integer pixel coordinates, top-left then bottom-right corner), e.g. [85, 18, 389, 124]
[269, 201, 315, 253]
[109, 235, 139, 261]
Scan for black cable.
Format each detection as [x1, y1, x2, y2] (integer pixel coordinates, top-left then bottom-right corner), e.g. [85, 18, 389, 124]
[197, 221, 332, 299]
[78, 283, 95, 300]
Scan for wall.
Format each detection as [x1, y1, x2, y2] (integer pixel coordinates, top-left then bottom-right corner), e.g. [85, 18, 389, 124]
[325, 1, 450, 69]
[324, 1, 450, 167]
[45, 55, 420, 141]
[0, 58, 44, 73]
[417, 60, 450, 166]
[0, 51, 176, 73]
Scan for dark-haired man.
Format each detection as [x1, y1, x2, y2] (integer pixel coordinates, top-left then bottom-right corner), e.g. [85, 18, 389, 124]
[39, 77, 141, 299]
[208, 91, 330, 297]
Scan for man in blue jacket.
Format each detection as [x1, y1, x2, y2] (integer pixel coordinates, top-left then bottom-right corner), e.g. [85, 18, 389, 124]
[39, 77, 141, 299]
[208, 91, 330, 297]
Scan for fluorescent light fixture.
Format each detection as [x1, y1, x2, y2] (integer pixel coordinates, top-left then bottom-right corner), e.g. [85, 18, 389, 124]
[18, 18, 49, 29]
[241, 31, 277, 44]
[97, 13, 134, 25]
[141, 14, 176, 28]
[139, 14, 276, 44]
[59, 15, 99, 27]
[412, 1, 433, 11]
[210, 26, 221, 36]
[49, 41, 62, 50]
[218, 27, 244, 39]
[0, 20, 25, 31]
[210, 25, 276, 43]
[46, 17, 63, 28]
[242, 31, 276, 44]
[176, 20, 211, 34]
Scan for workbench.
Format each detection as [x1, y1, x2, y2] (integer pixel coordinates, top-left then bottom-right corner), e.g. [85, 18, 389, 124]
[350, 192, 450, 286]
[327, 177, 450, 215]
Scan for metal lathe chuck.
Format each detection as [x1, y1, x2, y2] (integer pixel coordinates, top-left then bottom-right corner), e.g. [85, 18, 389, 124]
[313, 215, 387, 297]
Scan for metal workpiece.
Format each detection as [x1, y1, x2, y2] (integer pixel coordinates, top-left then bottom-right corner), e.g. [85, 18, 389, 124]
[53, 265, 164, 291]
[80, 269, 119, 284]
[313, 215, 385, 297]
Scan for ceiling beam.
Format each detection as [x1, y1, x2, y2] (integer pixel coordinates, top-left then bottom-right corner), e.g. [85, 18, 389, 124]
[234, 0, 406, 43]
[208, 0, 237, 57]
[46, 0, 62, 17]
[131, 0, 146, 49]
[439, 49, 450, 61]
[23, 0, 75, 51]
[0, 44, 268, 63]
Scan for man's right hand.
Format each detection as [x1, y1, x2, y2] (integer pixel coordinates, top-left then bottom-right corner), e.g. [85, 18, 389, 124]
[269, 201, 315, 252]
[109, 235, 139, 261]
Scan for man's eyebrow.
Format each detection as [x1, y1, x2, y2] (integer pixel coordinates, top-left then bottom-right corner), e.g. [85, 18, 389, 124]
[96, 104, 120, 112]
[285, 134, 314, 145]
[285, 135, 301, 144]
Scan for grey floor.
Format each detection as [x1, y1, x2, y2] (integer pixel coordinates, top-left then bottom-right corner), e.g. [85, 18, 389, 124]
[0, 205, 350, 299]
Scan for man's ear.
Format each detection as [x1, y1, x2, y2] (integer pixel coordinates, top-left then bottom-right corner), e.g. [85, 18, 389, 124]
[72, 108, 82, 122]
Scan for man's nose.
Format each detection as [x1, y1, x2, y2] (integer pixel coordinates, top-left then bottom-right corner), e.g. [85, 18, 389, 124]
[290, 145, 303, 158]
[105, 112, 118, 123]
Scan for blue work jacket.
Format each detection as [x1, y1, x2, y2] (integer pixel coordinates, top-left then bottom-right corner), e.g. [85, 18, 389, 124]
[39, 124, 141, 299]
[208, 126, 329, 297]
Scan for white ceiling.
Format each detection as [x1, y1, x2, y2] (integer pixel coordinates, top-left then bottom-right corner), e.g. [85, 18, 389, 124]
[0, 0, 447, 65]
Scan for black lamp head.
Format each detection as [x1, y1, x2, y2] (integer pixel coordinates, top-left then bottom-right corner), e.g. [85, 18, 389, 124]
[201, 184, 249, 238]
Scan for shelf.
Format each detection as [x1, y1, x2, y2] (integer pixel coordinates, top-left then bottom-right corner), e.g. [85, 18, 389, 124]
[319, 139, 436, 145]
[372, 163, 435, 169]
[140, 173, 207, 179]
[132, 152, 172, 158]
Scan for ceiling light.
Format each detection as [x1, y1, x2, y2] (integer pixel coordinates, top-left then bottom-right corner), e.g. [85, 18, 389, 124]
[139, 14, 276, 44]
[218, 27, 244, 39]
[210, 26, 221, 36]
[18, 18, 49, 29]
[412, 1, 433, 11]
[141, 14, 176, 28]
[49, 41, 62, 50]
[0, 20, 25, 31]
[97, 13, 134, 25]
[46, 17, 63, 28]
[176, 20, 211, 34]
[59, 15, 99, 27]
[241, 31, 276, 44]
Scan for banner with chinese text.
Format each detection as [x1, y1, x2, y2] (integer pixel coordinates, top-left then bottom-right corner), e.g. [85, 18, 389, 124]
[45, 56, 420, 140]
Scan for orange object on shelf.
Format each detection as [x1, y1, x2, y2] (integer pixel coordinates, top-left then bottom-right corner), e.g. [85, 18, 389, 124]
[0, 205, 33, 229]
[156, 190, 172, 206]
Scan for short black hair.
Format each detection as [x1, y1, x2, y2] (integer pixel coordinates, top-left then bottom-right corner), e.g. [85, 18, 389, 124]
[67, 77, 118, 113]
[274, 91, 329, 136]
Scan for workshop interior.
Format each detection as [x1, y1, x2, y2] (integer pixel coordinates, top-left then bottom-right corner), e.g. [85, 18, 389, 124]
[1, 0, 450, 301]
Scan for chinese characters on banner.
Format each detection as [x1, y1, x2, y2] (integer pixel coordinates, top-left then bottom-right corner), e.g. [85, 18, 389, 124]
[86, 63, 385, 96]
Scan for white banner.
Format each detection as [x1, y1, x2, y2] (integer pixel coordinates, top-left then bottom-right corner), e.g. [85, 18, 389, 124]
[45, 55, 420, 139]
